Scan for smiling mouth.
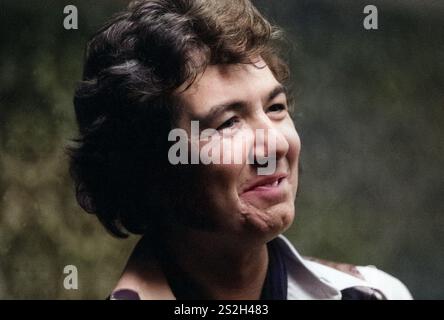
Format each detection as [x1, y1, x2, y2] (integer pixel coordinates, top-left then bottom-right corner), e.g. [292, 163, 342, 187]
[239, 175, 288, 204]
[241, 173, 288, 194]
[247, 177, 284, 190]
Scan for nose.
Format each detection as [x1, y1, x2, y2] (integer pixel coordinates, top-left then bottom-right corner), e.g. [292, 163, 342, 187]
[250, 115, 289, 174]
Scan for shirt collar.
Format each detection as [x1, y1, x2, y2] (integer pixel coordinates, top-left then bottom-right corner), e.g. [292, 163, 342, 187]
[275, 235, 375, 300]
[113, 234, 375, 300]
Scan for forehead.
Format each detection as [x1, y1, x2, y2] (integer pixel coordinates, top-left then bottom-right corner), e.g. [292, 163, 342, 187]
[176, 61, 281, 117]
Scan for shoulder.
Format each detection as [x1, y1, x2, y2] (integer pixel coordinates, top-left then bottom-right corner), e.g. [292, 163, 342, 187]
[356, 265, 413, 300]
[305, 257, 413, 300]
[275, 235, 413, 300]
[110, 237, 176, 300]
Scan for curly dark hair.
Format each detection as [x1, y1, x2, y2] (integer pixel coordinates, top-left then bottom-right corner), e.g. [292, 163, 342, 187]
[69, 0, 291, 238]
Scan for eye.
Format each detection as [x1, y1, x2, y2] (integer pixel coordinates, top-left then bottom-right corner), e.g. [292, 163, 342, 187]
[216, 117, 240, 131]
[267, 104, 287, 113]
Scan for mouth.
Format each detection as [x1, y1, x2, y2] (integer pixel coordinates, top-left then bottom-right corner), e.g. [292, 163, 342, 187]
[240, 173, 289, 203]
[241, 173, 288, 193]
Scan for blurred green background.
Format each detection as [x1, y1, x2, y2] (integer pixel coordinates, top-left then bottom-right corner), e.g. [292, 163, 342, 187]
[0, 0, 443, 299]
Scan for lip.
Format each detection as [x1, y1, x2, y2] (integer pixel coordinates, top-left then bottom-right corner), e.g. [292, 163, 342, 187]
[241, 173, 288, 194]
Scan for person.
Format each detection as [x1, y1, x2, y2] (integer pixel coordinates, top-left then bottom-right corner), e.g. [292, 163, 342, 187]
[69, 0, 412, 300]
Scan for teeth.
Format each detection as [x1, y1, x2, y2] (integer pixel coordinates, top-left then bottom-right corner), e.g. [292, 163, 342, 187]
[263, 180, 279, 187]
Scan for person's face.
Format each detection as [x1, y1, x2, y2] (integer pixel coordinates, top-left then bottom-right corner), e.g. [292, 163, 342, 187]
[173, 59, 301, 243]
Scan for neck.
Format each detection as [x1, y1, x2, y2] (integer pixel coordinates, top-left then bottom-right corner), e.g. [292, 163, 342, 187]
[158, 227, 269, 300]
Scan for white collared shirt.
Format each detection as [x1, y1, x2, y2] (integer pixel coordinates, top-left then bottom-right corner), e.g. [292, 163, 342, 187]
[112, 234, 413, 300]
[276, 235, 413, 300]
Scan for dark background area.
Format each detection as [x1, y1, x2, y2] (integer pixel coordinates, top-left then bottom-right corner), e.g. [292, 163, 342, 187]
[0, 0, 443, 299]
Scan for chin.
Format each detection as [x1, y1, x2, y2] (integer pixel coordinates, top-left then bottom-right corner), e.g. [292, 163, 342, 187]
[275, 204, 295, 233]
[241, 202, 295, 243]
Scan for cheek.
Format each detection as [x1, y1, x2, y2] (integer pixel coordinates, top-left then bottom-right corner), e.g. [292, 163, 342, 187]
[197, 135, 246, 190]
[196, 135, 251, 218]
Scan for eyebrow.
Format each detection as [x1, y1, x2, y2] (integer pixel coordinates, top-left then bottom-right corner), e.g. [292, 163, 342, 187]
[196, 84, 287, 124]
